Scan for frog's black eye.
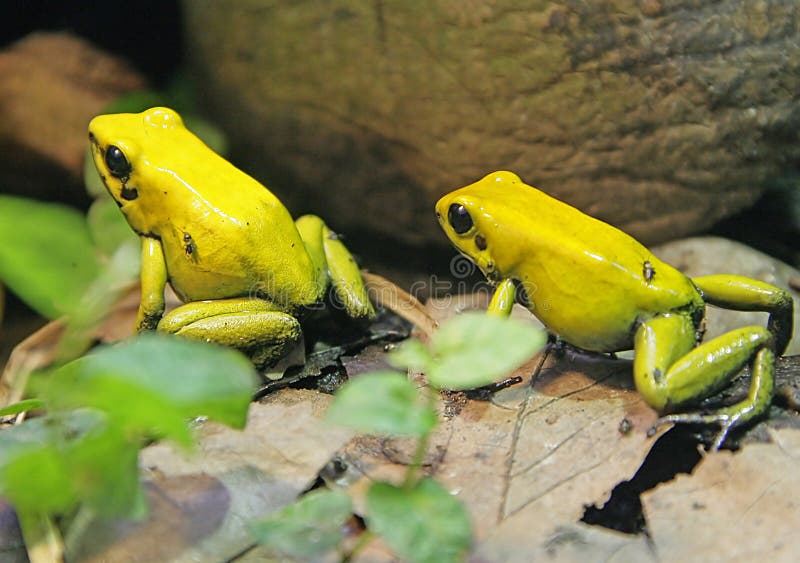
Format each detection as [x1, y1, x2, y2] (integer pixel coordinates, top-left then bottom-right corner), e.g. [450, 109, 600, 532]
[448, 203, 473, 234]
[104, 145, 131, 179]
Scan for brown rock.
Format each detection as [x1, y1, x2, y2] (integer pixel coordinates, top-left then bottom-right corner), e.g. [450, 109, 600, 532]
[183, 0, 800, 246]
[0, 32, 147, 204]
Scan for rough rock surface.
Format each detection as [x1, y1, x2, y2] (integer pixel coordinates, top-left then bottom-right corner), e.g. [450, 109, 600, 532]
[183, 0, 800, 246]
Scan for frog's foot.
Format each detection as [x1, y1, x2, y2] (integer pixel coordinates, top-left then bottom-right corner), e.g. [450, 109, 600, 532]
[652, 410, 743, 451]
[635, 314, 776, 451]
[158, 298, 302, 368]
[295, 215, 375, 321]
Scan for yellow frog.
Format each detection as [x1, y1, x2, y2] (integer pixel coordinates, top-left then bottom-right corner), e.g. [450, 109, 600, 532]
[88, 107, 374, 367]
[436, 171, 793, 448]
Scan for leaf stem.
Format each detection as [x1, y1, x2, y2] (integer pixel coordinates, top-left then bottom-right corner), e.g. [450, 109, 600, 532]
[403, 386, 436, 488]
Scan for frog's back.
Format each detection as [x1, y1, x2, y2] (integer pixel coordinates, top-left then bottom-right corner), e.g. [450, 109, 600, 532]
[458, 174, 701, 351]
[107, 109, 318, 307]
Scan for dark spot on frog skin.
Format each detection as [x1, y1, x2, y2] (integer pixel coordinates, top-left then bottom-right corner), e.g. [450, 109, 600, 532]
[120, 185, 139, 201]
[183, 233, 195, 257]
[652, 367, 663, 384]
[475, 233, 487, 250]
[643, 261, 655, 283]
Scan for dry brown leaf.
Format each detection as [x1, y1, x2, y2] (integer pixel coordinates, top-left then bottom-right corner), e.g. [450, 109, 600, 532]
[330, 344, 663, 561]
[471, 349, 662, 561]
[642, 427, 800, 562]
[363, 271, 439, 339]
[65, 389, 353, 563]
[0, 320, 65, 408]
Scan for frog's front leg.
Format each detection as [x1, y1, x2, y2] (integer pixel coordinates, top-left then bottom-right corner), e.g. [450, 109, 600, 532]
[633, 313, 775, 449]
[294, 215, 375, 320]
[157, 298, 302, 368]
[137, 237, 168, 332]
[487, 279, 517, 316]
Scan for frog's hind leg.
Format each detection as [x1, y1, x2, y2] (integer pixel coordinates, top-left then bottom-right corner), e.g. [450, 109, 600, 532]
[633, 313, 775, 449]
[294, 215, 375, 320]
[158, 298, 302, 368]
[692, 274, 793, 354]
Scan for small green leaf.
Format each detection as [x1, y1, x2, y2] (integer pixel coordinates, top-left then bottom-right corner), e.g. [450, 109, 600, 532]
[0, 398, 45, 417]
[426, 312, 546, 390]
[85, 192, 139, 257]
[388, 339, 432, 372]
[0, 414, 78, 515]
[0, 196, 100, 318]
[0, 409, 143, 518]
[249, 488, 352, 558]
[42, 334, 258, 445]
[366, 479, 472, 563]
[327, 371, 437, 437]
[57, 242, 141, 362]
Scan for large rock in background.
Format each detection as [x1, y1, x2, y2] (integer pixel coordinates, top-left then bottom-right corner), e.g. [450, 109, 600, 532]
[182, 1, 800, 247]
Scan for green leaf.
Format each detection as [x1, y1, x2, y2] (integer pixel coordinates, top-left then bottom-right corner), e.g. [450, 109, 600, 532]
[249, 488, 352, 558]
[366, 479, 472, 563]
[85, 186, 139, 256]
[426, 312, 546, 390]
[42, 334, 259, 445]
[57, 242, 140, 362]
[0, 414, 79, 515]
[327, 371, 437, 437]
[0, 196, 100, 318]
[0, 398, 45, 417]
[0, 409, 143, 518]
[388, 339, 432, 372]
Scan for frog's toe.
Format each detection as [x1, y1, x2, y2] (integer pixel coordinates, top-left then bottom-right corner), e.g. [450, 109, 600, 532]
[652, 411, 741, 450]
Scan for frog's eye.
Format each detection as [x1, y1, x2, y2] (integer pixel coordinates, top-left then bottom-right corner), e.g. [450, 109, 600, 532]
[448, 203, 473, 234]
[105, 145, 132, 179]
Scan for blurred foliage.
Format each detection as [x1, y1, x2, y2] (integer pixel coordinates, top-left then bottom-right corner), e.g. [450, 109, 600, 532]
[254, 313, 545, 561]
[1, 335, 257, 522]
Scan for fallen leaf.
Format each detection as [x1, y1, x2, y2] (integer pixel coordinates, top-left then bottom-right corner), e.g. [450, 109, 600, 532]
[642, 426, 800, 561]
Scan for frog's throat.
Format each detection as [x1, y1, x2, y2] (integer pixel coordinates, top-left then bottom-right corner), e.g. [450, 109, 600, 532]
[455, 248, 500, 283]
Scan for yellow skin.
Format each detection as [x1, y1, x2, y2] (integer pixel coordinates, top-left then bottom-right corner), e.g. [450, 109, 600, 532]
[436, 171, 794, 448]
[89, 107, 374, 367]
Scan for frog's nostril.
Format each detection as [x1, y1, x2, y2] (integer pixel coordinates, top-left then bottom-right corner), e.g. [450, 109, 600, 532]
[88, 132, 96, 142]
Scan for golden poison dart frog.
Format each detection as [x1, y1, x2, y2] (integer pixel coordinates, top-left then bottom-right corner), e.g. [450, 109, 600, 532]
[89, 107, 374, 367]
[436, 171, 793, 448]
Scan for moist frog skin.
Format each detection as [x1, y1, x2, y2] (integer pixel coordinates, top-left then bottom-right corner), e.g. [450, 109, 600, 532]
[89, 107, 374, 367]
[436, 171, 793, 448]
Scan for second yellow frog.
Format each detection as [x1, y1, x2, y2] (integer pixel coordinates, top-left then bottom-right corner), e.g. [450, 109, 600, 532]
[436, 171, 793, 448]
[89, 107, 374, 367]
